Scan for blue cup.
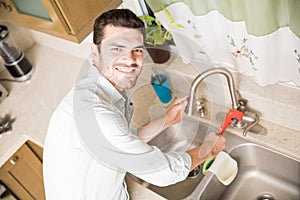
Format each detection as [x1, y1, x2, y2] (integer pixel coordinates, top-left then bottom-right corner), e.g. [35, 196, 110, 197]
[151, 74, 172, 104]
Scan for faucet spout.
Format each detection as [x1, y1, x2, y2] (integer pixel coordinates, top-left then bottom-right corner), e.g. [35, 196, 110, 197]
[187, 67, 240, 116]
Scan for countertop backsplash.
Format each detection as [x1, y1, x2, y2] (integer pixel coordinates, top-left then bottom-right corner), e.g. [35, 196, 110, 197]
[0, 22, 35, 52]
[28, 29, 92, 59]
[137, 53, 300, 133]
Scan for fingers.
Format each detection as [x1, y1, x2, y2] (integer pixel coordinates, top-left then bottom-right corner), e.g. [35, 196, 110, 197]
[172, 97, 188, 111]
[173, 96, 189, 105]
[204, 135, 226, 159]
[212, 135, 226, 155]
[180, 99, 188, 108]
[216, 135, 226, 148]
[174, 101, 187, 115]
[165, 97, 188, 125]
[217, 135, 226, 145]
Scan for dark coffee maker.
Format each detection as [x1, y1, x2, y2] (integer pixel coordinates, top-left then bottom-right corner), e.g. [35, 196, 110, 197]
[0, 25, 33, 81]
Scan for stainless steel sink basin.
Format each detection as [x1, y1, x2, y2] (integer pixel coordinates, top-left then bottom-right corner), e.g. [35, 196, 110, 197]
[128, 117, 238, 200]
[196, 143, 300, 200]
[128, 117, 300, 200]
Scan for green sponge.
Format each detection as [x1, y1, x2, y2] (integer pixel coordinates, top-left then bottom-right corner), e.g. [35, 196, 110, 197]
[202, 157, 215, 175]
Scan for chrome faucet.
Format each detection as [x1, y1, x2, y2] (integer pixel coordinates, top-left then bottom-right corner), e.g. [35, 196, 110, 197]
[186, 67, 265, 136]
[187, 67, 240, 116]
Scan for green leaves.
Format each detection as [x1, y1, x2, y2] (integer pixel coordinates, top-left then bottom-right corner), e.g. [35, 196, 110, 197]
[139, 6, 184, 46]
[162, 5, 174, 23]
[138, 15, 155, 23]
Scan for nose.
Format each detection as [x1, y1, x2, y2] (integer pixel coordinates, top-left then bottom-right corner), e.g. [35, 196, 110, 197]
[122, 50, 137, 63]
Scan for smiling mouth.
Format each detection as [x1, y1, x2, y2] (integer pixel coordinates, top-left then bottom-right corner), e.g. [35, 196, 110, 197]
[115, 66, 136, 73]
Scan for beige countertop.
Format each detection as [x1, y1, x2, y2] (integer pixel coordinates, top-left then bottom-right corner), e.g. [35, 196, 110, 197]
[0, 44, 299, 200]
[0, 45, 83, 166]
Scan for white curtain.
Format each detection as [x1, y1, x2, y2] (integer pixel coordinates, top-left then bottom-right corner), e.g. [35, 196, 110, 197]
[150, 1, 300, 87]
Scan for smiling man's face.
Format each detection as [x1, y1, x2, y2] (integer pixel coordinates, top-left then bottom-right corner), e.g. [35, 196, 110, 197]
[93, 25, 144, 91]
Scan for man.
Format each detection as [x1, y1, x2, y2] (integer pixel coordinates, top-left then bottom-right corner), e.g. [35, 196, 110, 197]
[43, 9, 225, 199]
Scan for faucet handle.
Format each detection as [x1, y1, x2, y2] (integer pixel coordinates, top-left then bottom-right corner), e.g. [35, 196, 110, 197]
[237, 99, 247, 111]
[195, 97, 207, 117]
[241, 112, 260, 136]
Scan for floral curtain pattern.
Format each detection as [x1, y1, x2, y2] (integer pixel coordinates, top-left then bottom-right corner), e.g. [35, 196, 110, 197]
[227, 36, 259, 70]
[146, 0, 300, 86]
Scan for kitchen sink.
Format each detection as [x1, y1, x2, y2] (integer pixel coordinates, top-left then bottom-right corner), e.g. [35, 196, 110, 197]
[128, 117, 241, 200]
[129, 116, 300, 200]
[196, 143, 300, 200]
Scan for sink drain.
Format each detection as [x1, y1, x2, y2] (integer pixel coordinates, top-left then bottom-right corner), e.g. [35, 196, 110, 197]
[188, 165, 202, 178]
[256, 193, 275, 200]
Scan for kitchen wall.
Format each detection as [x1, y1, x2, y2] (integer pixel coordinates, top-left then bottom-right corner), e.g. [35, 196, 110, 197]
[0, 22, 92, 69]
[28, 29, 92, 59]
[0, 22, 34, 52]
[1, 15, 299, 134]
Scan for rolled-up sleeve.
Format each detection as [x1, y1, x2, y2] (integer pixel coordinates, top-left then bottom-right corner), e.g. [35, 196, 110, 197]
[135, 151, 191, 186]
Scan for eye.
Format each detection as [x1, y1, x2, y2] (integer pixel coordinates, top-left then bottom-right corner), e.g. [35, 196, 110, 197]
[111, 47, 122, 52]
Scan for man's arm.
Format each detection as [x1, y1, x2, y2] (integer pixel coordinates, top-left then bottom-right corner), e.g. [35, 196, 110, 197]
[137, 95, 226, 171]
[137, 97, 188, 143]
[137, 96, 226, 171]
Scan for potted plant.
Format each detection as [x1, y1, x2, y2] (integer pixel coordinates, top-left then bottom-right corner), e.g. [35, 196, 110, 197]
[139, 6, 184, 63]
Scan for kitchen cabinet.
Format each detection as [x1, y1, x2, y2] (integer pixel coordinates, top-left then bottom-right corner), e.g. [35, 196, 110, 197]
[0, 0, 121, 43]
[0, 141, 45, 200]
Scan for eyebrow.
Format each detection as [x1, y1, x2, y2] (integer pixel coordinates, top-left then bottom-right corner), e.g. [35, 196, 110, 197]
[135, 45, 145, 49]
[109, 43, 145, 49]
[109, 43, 125, 48]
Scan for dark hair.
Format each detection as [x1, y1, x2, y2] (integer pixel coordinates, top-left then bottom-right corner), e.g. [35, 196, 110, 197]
[93, 9, 145, 45]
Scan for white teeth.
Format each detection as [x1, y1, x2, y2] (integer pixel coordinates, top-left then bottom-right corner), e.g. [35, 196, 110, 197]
[116, 67, 135, 73]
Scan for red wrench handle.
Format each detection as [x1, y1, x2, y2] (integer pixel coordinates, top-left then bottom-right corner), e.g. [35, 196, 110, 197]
[219, 109, 244, 135]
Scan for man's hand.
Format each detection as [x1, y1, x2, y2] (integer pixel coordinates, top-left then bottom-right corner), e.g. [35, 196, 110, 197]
[204, 134, 226, 159]
[137, 96, 188, 143]
[165, 96, 188, 127]
[187, 134, 226, 171]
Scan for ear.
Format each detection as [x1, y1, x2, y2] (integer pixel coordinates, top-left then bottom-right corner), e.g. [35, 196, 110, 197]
[91, 44, 99, 58]
[91, 44, 102, 67]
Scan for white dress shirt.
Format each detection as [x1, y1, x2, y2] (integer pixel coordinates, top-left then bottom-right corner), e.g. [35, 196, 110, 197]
[43, 61, 191, 200]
